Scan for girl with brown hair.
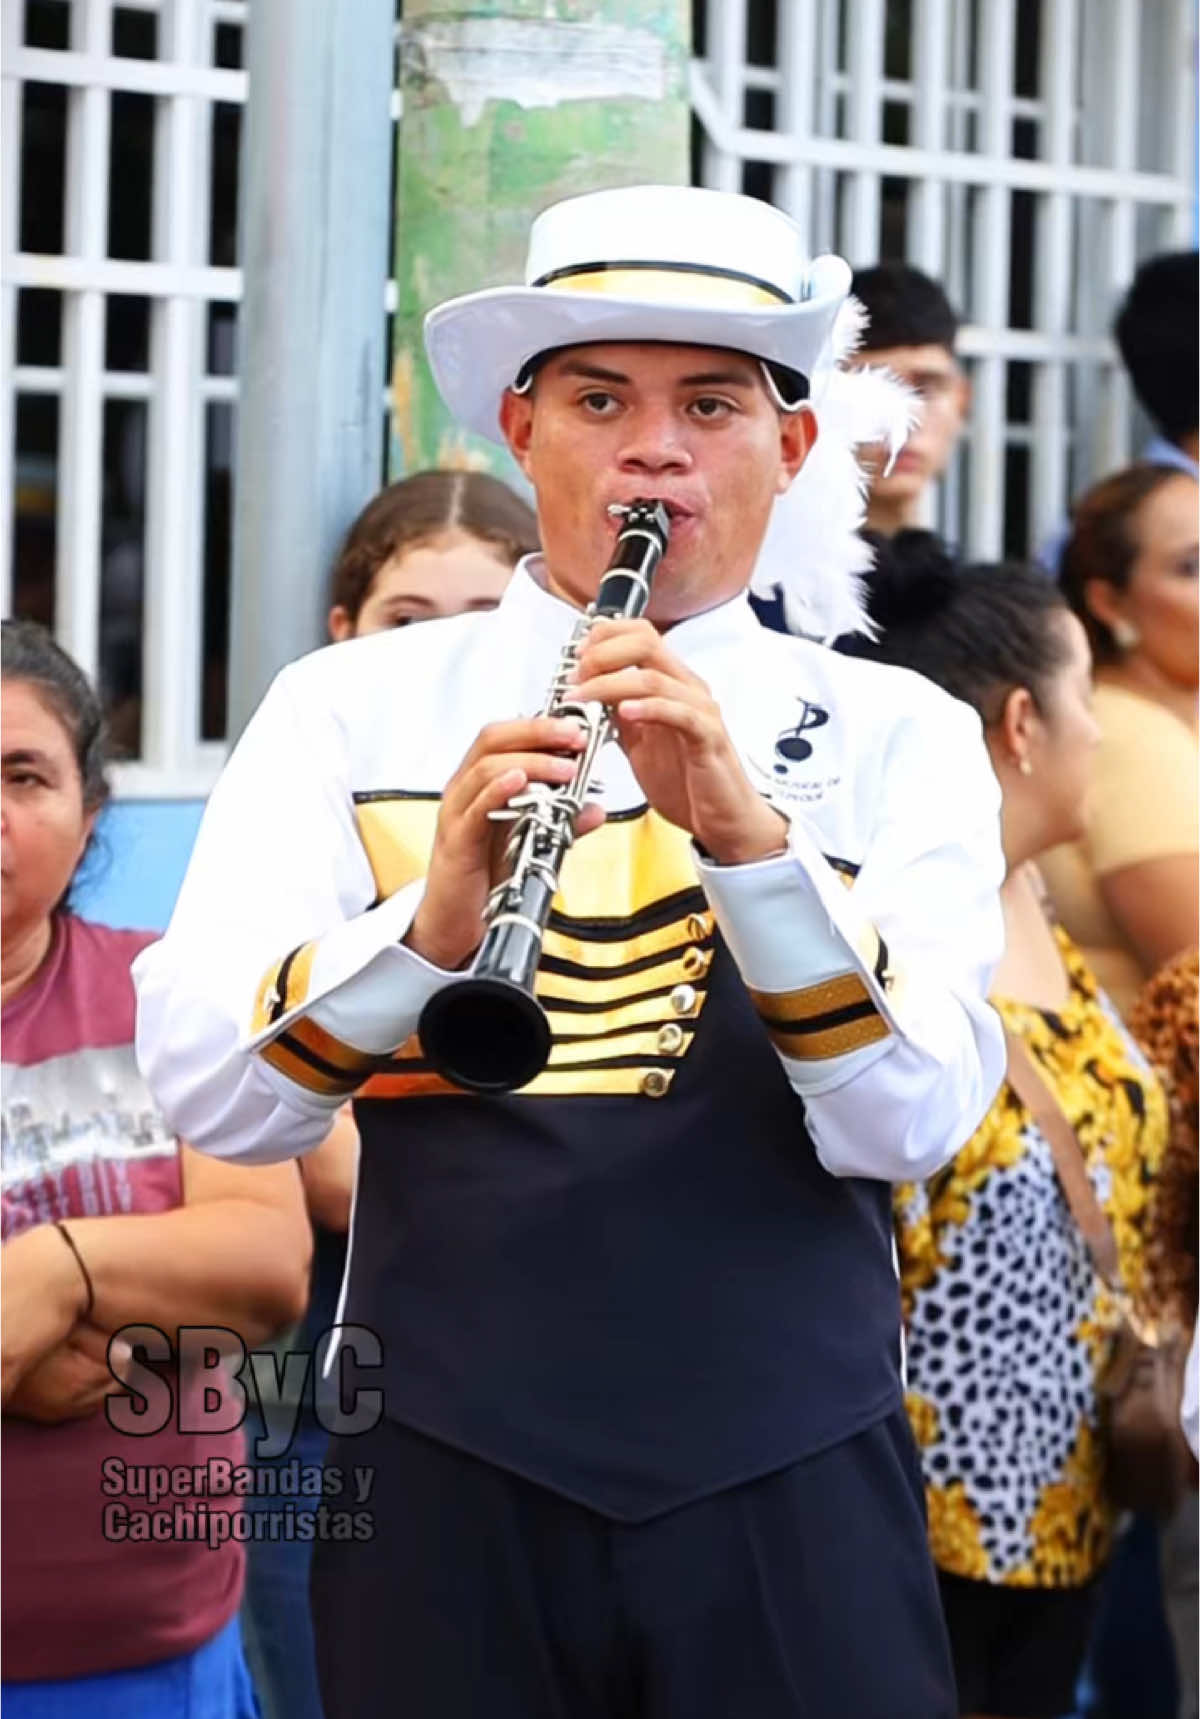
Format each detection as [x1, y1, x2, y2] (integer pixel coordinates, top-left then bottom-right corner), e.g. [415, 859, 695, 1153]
[326, 469, 539, 639]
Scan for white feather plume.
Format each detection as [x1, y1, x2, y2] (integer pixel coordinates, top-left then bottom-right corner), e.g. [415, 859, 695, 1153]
[750, 295, 917, 642]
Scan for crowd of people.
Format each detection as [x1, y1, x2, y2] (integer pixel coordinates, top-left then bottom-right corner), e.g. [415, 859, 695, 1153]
[1, 181, 1196, 1719]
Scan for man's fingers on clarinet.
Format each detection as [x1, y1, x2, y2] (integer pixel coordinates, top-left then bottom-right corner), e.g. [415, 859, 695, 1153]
[442, 720, 587, 821]
[575, 620, 703, 689]
[448, 752, 584, 840]
[462, 717, 586, 770]
[614, 696, 714, 744]
[571, 665, 707, 712]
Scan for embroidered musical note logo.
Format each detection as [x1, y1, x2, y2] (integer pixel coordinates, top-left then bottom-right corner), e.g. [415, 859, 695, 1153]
[773, 700, 830, 771]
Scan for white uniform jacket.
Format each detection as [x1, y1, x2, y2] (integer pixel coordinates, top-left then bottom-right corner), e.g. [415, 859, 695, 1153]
[134, 562, 1006, 1179]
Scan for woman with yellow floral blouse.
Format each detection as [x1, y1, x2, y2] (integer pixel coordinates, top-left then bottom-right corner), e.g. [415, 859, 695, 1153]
[843, 533, 1166, 1719]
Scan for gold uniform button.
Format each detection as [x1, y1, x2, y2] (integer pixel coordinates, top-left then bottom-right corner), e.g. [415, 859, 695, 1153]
[686, 912, 710, 941]
[669, 983, 698, 1016]
[681, 946, 711, 980]
[656, 1022, 685, 1054]
[640, 1069, 671, 1098]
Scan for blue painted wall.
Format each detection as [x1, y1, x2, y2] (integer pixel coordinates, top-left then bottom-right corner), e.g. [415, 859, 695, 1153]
[74, 800, 206, 933]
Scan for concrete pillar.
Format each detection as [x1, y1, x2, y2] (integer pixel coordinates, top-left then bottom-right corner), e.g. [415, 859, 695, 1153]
[228, 0, 394, 734]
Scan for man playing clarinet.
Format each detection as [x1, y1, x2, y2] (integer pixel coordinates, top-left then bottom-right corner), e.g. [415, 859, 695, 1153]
[136, 184, 1005, 1718]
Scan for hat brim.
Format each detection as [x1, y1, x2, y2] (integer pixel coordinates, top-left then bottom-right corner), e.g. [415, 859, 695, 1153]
[424, 273, 850, 445]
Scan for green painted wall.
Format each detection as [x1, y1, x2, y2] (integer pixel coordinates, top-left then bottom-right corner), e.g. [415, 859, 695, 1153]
[390, 0, 691, 478]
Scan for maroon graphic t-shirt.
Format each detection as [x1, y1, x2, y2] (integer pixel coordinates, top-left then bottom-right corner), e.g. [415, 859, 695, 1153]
[2, 915, 244, 1682]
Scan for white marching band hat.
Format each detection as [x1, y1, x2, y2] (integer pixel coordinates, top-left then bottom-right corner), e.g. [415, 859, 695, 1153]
[424, 184, 914, 640]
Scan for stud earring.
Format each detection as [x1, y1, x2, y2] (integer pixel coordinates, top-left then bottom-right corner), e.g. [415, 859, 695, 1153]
[1017, 758, 1033, 777]
[1111, 618, 1141, 651]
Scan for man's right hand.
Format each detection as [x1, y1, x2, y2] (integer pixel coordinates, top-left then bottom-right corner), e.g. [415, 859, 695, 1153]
[404, 717, 605, 972]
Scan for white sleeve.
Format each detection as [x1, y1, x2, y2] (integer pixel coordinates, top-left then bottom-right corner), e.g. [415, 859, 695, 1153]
[133, 665, 452, 1165]
[697, 696, 1006, 1182]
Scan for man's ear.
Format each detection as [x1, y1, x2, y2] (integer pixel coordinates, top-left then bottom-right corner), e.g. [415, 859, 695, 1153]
[777, 402, 817, 493]
[499, 387, 535, 478]
[328, 605, 355, 642]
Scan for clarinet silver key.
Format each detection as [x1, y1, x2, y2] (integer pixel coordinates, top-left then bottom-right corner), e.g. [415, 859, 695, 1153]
[417, 499, 671, 1093]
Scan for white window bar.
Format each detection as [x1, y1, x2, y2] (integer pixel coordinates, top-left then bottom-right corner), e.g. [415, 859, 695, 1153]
[842, 0, 885, 263]
[1094, 0, 1140, 477]
[1165, 1, 1198, 246]
[1029, 0, 1077, 551]
[774, 1, 819, 238]
[965, 0, 1015, 560]
[139, 0, 207, 785]
[941, 0, 972, 324]
[688, 72, 1185, 201]
[53, 0, 114, 686]
[701, 0, 748, 194]
[15, 44, 245, 101]
[909, 0, 950, 277]
[813, 0, 840, 254]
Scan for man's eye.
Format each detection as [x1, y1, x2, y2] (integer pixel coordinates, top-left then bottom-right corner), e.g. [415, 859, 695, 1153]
[580, 392, 619, 415]
[690, 396, 732, 419]
[387, 616, 414, 629]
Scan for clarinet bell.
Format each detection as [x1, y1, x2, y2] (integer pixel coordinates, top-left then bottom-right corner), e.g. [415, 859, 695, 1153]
[417, 972, 553, 1094]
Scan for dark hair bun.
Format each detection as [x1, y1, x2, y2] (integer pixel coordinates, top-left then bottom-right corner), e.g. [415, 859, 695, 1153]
[861, 529, 959, 631]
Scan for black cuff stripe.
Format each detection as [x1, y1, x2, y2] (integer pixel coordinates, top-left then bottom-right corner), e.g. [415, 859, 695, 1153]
[756, 998, 880, 1035]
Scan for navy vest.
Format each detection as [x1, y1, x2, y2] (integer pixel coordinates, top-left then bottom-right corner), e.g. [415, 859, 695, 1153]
[346, 930, 902, 1521]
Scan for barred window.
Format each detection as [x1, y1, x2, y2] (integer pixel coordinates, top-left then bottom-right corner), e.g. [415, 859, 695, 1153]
[4, 0, 1194, 793]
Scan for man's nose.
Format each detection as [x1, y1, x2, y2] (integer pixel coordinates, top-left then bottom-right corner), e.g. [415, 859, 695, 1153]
[617, 407, 693, 473]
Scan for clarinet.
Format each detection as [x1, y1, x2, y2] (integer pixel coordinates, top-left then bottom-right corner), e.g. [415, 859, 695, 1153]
[417, 499, 671, 1094]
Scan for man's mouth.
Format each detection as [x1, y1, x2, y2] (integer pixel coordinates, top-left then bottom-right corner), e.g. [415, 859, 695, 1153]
[606, 498, 695, 527]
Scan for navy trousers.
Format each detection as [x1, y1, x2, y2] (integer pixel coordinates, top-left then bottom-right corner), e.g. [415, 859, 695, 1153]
[311, 1407, 955, 1718]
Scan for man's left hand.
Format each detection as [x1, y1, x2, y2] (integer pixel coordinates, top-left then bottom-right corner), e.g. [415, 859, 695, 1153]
[572, 618, 788, 865]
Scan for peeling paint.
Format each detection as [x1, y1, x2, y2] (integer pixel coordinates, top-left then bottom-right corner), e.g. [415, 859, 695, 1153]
[402, 18, 668, 128]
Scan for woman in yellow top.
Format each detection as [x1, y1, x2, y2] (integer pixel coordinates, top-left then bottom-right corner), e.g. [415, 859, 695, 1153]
[1042, 464, 1198, 1019]
[843, 534, 1167, 1719]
